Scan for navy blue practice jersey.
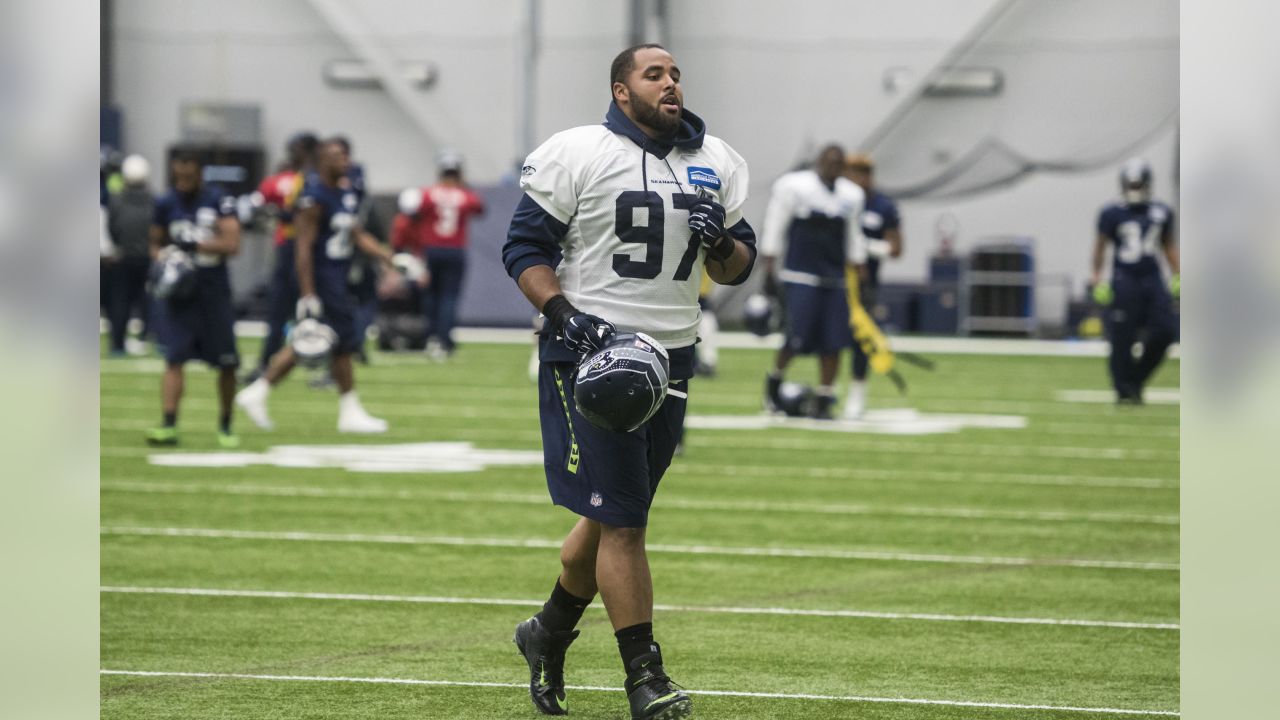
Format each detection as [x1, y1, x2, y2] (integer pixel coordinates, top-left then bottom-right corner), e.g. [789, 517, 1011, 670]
[152, 186, 237, 273]
[1097, 201, 1174, 278]
[861, 190, 900, 280]
[295, 177, 362, 273]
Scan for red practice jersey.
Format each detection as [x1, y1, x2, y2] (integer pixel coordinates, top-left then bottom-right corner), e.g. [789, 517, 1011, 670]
[393, 184, 485, 253]
[256, 169, 303, 246]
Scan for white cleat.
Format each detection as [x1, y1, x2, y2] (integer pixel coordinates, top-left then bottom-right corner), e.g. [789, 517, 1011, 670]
[235, 382, 274, 430]
[338, 409, 389, 434]
[842, 382, 867, 421]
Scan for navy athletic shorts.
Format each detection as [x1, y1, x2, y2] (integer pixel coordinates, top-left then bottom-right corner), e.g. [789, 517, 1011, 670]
[536, 335, 693, 528]
[783, 282, 853, 355]
[154, 271, 240, 369]
[314, 266, 362, 355]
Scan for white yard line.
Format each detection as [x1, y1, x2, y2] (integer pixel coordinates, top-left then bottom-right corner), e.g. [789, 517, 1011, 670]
[99, 526, 1179, 571]
[101, 481, 1179, 526]
[98, 669, 1179, 716]
[1059, 389, 1180, 405]
[99, 585, 1180, 630]
[683, 435, 1177, 462]
[98, 443, 1177, 489]
[96, 417, 1176, 461]
[674, 462, 1178, 489]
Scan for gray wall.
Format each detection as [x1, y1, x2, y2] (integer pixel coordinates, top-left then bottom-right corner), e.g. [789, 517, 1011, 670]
[112, 0, 1178, 325]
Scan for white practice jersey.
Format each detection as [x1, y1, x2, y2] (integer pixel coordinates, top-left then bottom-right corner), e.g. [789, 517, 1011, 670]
[760, 170, 866, 286]
[520, 126, 749, 349]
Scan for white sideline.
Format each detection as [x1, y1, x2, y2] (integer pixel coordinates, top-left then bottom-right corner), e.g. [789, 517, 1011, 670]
[99, 585, 1180, 630]
[102, 481, 1180, 526]
[99, 526, 1180, 571]
[216, 320, 1179, 359]
[99, 669, 1180, 716]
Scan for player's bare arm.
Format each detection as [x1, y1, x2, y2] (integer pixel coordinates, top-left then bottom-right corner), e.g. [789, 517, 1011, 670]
[197, 216, 242, 256]
[354, 228, 394, 268]
[705, 237, 751, 284]
[148, 224, 165, 260]
[886, 226, 903, 258]
[515, 264, 564, 313]
[293, 203, 320, 298]
[1162, 226, 1180, 274]
[1090, 231, 1109, 285]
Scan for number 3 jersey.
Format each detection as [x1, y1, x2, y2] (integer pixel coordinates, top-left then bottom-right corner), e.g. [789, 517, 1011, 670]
[1097, 199, 1174, 279]
[504, 101, 756, 351]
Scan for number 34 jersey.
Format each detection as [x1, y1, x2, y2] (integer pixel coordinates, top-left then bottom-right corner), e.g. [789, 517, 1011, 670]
[519, 124, 751, 350]
[1097, 200, 1174, 279]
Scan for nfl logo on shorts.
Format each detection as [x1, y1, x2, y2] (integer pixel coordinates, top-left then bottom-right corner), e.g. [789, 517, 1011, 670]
[590, 492, 604, 507]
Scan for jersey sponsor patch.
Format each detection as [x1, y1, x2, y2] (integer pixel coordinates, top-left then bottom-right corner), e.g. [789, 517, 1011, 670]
[521, 165, 536, 176]
[687, 166, 721, 190]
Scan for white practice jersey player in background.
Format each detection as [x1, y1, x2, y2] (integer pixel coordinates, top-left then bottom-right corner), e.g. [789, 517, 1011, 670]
[759, 145, 866, 420]
[760, 167, 867, 286]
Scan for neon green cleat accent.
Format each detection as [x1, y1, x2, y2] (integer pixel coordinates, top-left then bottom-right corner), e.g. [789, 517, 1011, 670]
[145, 427, 178, 446]
[217, 432, 240, 449]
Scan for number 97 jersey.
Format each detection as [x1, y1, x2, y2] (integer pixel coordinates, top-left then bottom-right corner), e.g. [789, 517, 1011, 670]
[1097, 200, 1174, 278]
[520, 125, 751, 350]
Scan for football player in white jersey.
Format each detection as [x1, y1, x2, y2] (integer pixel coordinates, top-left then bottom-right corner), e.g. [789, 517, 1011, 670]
[502, 44, 756, 720]
[760, 145, 867, 419]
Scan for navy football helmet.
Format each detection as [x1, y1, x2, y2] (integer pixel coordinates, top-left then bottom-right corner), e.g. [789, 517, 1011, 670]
[1119, 158, 1152, 204]
[776, 382, 815, 418]
[148, 246, 196, 301]
[743, 293, 780, 337]
[574, 332, 670, 432]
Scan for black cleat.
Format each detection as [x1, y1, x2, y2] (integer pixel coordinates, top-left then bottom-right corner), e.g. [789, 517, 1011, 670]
[764, 374, 783, 413]
[810, 393, 836, 420]
[625, 650, 692, 720]
[514, 616, 578, 715]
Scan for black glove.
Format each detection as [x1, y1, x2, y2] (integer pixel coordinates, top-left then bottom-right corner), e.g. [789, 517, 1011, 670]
[543, 294, 616, 354]
[763, 271, 780, 298]
[171, 236, 200, 253]
[688, 196, 734, 262]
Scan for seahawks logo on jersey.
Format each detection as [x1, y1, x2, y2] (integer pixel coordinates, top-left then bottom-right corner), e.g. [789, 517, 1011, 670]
[687, 166, 721, 190]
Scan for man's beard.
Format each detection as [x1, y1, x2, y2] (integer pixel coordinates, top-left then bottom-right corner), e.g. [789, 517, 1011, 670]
[632, 95, 681, 136]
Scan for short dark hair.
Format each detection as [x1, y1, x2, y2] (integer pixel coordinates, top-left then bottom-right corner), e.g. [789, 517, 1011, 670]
[331, 135, 352, 154]
[171, 150, 202, 168]
[818, 144, 846, 162]
[610, 43, 667, 89]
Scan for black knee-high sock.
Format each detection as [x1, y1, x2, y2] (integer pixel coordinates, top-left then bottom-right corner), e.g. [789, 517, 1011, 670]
[615, 622, 658, 673]
[535, 579, 591, 634]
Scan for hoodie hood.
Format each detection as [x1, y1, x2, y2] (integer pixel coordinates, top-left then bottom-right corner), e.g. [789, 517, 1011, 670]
[603, 100, 705, 159]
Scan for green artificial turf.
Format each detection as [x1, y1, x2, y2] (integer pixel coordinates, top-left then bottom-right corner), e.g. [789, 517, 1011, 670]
[101, 338, 1178, 718]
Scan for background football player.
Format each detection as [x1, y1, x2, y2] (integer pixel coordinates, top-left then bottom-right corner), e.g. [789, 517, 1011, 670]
[1090, 158, 1180, 403]
[235, 138, 396, 432]
[842, 152, 903, 419]
[392, 152, 484, 361]
[243, 132, 317, 384]
[760, 144, 867, 419]
[105, 154, 156, 357]
[146, 152, 243, 447]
